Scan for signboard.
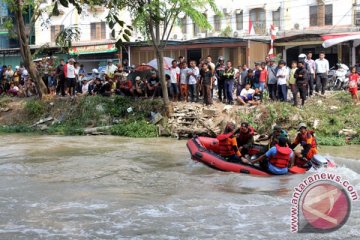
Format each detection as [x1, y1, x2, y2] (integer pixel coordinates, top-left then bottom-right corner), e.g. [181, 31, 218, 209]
[69, 44, 117, 55]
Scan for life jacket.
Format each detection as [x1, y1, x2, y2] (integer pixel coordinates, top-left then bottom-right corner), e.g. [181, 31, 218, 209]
[269, 144, 292, 168]
[236, 127, 255, 146]
[297, 130, 317, 148]
[217, 132, 236, 157]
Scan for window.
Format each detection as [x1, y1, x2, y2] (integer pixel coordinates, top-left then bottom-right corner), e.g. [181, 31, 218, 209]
[194, 14, 207, 35]
[273, 8, 280, 29]
[355, 11, 360, 25]
[181, 16, 187, 34]
[309, 6, 317, 26]
[91, 22, 106, 40]
[214, 15, 221, 31]
[309, 4, 332, 26]
[250, 8, 266, 34]
[236, 11, 243, 30]
[325, 4, 333, 25]
[51, 25, 64, 42]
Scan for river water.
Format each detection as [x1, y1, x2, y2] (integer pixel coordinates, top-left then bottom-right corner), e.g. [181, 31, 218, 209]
[0, 135, 359, 239]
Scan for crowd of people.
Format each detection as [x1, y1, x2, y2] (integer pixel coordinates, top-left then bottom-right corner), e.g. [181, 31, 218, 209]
[1, 50, 359, 105]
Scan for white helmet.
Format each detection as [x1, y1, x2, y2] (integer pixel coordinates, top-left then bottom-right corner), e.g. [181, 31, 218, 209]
[298, 53, 306, 59]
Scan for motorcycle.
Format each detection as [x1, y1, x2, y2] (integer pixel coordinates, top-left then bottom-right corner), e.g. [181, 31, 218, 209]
[327, 64, 349, 90]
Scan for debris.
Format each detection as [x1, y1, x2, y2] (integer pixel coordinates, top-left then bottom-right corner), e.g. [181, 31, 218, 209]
[338, 129, 357, 137]
[95, 104, 105, 113]
[313, 119, 320, 129]
[37, 124, 48, 131]
[151, 112, 163, 124]
[127, 107, 133, 113]
[202, 108, 218, 117]
[222, 105, 233, 114]
[84, 126, 111, 135]
[31, 117, 53, 127]
[0, 107, 10, 112]
[330, 106, 338, 110]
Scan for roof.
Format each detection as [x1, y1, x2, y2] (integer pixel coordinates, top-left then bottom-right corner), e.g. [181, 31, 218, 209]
[274, 33, 322, 43]
[124, 36, 269, 47]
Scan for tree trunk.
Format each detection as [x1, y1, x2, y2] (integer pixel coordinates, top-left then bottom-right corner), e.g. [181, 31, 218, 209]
[155, 48, 173, 116]
[15, 0, 47, 99]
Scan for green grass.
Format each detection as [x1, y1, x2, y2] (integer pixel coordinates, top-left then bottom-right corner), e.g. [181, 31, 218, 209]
[110, 120, 157, 138]
[24, 99, 47, 119]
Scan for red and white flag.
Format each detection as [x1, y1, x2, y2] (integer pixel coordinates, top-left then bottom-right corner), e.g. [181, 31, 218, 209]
[268, 24, 276, 57]
[249, 17, 255, 35]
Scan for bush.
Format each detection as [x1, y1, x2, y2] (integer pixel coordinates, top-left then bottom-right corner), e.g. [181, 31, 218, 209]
[110, 120, 157, 138]
[24, 99, 46, 119]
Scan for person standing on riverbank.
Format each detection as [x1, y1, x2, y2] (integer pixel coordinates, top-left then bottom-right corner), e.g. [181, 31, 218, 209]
[180, 62, 190, 102]
[315, 51, 329, 95]
[215, 56, 226, 103]
[170, 60, 180, 102]
[200, 63, 213, 106]
[64, 58, 76, 96]
[267, 59, 278, 100]
[294, 61, 308, 107]
[348, 66, 359, 104]
[56, 59, 66, 96]
[305, 51, 316, 96]
[187, 60, 199, 103]
[223, 60, 235, 105]
[276, 60, 289, 102]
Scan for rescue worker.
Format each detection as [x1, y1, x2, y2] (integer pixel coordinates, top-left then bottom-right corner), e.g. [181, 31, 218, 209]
[236, 122, 254, 156]
[215, 56, 226, 102]
[217, 123, 250, 164]
[268, 125, 291, 148]
[290, 123, 318, 167]
[252, 137, 294, 175]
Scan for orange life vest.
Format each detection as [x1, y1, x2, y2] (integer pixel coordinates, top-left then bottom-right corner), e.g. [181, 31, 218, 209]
[269, 144, 292, 168]
[297, 130, 317, 148]
[217, 132, 236, 157]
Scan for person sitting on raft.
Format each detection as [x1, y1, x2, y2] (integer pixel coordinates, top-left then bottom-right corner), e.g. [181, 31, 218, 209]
[290, 123, 318, 168]
[217, 122, 250, 164]
[252, 137, 294, 175]
[236, 122, 254, 156]
[268, 125, 291, 148]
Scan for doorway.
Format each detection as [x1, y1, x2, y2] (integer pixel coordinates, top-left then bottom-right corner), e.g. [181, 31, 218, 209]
[187, 49, 202, 65]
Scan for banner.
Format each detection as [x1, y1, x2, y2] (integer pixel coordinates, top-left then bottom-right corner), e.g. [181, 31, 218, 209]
[69, 44, 117, 55]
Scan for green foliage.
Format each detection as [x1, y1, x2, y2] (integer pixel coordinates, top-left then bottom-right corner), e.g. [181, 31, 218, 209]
[220, 26, 232, 37]
[47, 124, 84, 135]
[110, 120, 157, 138]
[316, 135, 346, 146]
[0, 96, 12, 108]
[24, 99, 46, 118]
[0, 125, 35, 134]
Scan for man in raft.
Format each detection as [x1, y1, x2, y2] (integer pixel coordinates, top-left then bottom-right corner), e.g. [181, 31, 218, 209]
[252, 137, 294, 175]
[217, 122, 250, 164]
[290, 123, 318, 168]
[236, 122, 255, 156]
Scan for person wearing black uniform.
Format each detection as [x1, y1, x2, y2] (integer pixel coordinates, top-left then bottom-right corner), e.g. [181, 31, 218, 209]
[294, 61, 309, 107]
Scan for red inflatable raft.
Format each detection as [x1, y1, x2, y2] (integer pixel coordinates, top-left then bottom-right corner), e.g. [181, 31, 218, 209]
[187, 136, 271, 176]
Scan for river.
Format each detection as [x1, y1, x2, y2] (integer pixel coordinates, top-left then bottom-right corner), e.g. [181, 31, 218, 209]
[0, 135, 359, 239]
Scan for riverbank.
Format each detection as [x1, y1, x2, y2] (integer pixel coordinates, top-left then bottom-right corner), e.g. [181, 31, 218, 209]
[0, 92, 359, 145]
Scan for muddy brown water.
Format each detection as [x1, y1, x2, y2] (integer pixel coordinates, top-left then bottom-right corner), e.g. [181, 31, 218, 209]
[0, 135, 359, 239]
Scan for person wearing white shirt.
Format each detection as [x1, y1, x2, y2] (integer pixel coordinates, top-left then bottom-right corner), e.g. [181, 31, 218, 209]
[237, 83, 255, 105]
[65, 58, 76, 96]
[276, 60, 289, 102]
[105, 59, 118, 79]
[187, 60, 199, 102]
[305, 51, 316, 96]
[315, 51, 329, 95]
[169, 60, 180, 101]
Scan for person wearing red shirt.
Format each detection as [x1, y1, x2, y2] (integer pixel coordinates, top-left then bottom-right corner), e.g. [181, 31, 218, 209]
[259, 62, 268, 92]
[348, 66, 359, 104]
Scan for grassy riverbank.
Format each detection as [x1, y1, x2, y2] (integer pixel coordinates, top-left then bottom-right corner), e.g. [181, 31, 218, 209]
[0, 92, 359, 145]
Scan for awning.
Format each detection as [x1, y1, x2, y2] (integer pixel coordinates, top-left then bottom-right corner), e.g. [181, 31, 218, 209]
[322, 32, 360, 48]
[69, 44, 117, 55]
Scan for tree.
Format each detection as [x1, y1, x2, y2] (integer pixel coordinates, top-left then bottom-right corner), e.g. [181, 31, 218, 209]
[5, 0, 55, 98]
[55, 0, 218, 114]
